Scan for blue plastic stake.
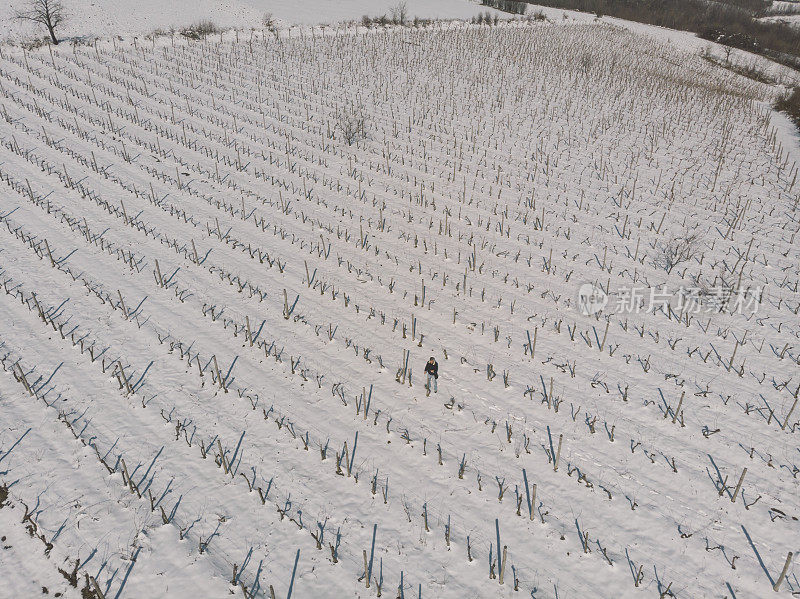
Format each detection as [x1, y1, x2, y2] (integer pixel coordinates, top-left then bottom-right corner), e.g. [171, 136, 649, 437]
[522, 469, 532, 518]
[286, 549, 300, 599]
[495, 519, 502, 572]
[348, 431, 358, 476]
[367, 524, 377, 586]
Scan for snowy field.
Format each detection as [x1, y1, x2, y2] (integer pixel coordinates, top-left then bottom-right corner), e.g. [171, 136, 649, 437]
[1, 13, 799, 599]
[0, 0, 501, 40]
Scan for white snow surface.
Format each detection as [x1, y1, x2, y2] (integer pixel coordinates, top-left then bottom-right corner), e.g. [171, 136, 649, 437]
[0, 0, 501, 40]
[0, 14, 799, 599]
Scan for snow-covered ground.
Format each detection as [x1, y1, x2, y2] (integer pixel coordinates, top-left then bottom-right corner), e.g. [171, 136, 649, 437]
[761, 0, 800, 25]
[0, 0, 501, 40]
[0, 489, 85, 599]
[769, 0, 800, 14]
[519, 3, 800, 87]
[759, 13, 800, 26]
[0, 10, 799, 599]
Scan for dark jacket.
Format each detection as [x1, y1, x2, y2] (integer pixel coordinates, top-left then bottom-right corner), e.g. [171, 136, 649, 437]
[424, 361, 438, 378]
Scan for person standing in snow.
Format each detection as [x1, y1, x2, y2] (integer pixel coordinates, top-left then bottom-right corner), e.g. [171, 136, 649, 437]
[424, 357, 438, 395]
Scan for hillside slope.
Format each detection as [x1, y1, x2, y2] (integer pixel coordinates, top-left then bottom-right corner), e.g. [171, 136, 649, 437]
[0, 17, 798, 599]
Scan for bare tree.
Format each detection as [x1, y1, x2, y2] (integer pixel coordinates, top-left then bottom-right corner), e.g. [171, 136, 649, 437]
[390, 2, 408, 25]
[16, 0, 66, 45]
[720, 43, 734, 64]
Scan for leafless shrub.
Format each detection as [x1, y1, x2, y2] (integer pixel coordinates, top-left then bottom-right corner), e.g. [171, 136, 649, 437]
[526, 9, 547, 21]
[181, 19, 219, 40]
[15, 0, 66, 45]
[336, 102, 369, 146]
[362, 13, 391, 27]
[195, 19, 219, 35]
[20, 35, 51, 50]
[655, 227, 702, 274]
[472, 11, 500, 25]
